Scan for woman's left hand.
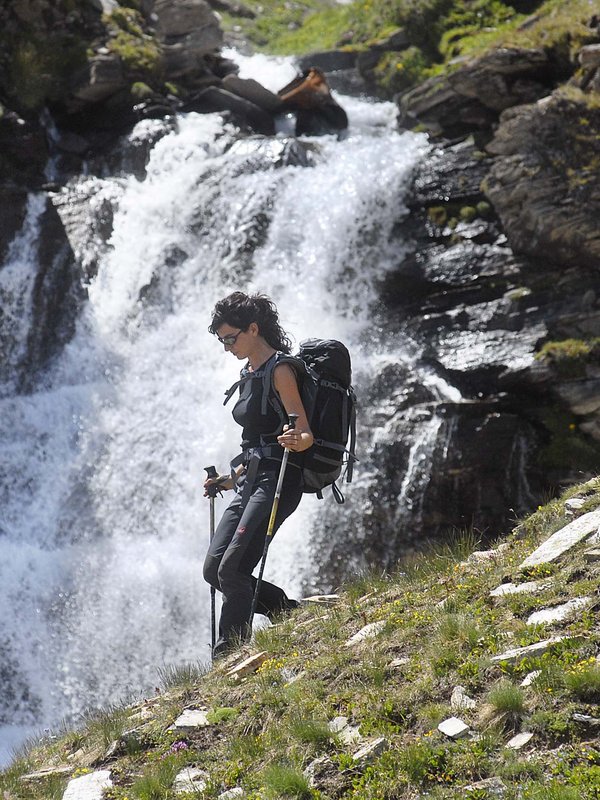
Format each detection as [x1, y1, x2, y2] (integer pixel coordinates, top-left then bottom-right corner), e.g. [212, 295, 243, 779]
[278, 424, 313, 452]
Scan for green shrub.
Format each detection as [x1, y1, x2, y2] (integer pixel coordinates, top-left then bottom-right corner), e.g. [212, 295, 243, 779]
[536, 338, 600, 379]
[564, 659, 600, 701]
[262, 763, 313, 799]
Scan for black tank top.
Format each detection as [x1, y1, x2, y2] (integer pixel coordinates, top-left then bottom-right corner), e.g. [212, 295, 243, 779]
[232, 355, 287, 449]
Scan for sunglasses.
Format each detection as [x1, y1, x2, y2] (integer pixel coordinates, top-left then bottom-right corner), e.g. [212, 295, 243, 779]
[216, 329, 244, 346]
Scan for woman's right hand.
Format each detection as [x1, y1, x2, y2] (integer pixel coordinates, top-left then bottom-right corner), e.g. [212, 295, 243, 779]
[203, 475, 233, 496]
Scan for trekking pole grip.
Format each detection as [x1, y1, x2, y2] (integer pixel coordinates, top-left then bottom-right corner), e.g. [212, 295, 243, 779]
[204, 465, 220, 498]
[287, 413, 299, 431]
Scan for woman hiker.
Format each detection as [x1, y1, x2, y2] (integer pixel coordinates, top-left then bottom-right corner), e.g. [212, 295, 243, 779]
[203, 291, 314, 658]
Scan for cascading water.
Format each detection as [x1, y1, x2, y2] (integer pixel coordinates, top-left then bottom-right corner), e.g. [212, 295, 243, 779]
[0, 53, 430, 763]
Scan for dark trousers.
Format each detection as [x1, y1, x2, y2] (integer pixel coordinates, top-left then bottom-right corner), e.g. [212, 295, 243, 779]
[203, 466, 303, 654]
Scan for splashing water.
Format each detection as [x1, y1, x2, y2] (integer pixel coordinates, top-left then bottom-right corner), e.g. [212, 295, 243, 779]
[0, 54, 429, 763]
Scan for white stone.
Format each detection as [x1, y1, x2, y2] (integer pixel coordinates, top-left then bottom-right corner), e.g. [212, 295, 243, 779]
[62, 770, 112, 800]
[573, 713, 600, 727]
[451, 685, 477, 711]
[527, 597, 591, 626]
[329, 716, 361, 745]
[519, 509, 600, 567]
[491, 636, 566, 664]
[345, 620, 385, 646]
[174, 767, 209, 794]
[490, 580, 551, 598]
[507, 731, 534, 749]
[352, 737, 389, 763]
[584, 547, 600, 562]
[468, 543, 510, 563]
[437, 717, 470, 739]
[588, 530, 600, 545]
[564, 497, 585, 511]
[389, 657, 409, 668]
[22, 766, 72, 781]
[226, 651, 269, 679]
[218, 789, 245, 800]
[520, 670, 542, 687]
[303, 755, 333, 788]
[172, 709, 210, 729]
[301, 594, 339, 604]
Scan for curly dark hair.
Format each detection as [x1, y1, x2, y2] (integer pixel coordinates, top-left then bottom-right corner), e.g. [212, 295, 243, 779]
[208, 292, 292, 354]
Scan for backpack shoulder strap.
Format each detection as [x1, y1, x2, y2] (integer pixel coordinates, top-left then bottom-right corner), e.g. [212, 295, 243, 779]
[223, 366, 253, 406]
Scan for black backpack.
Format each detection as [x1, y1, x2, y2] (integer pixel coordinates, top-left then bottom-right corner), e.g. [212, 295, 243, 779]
[224, 339, 357, 503]
[289, 339, 357, 502]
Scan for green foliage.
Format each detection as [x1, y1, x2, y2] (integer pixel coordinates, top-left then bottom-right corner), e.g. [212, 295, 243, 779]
[487, 680, 526, 715]
[398, 738, 453, 783]
[131, 753, 187, 800]
[220, 0, 352, 55]
[131, 81, 154, 100]
[104, 7, 161, 75]
[563, 658, 600, 702]
[156, 661, 210, 691]
[428, 205, 448, 226]
[373, 46, 430, 94]
[536, 338, 600, 378]
[534, 405, 600, 473]
[289, 714, 332, 746]
[262, 763, 313, 799]
[8, 34, 87, 109]
[206, 706, 239, 724]
[82, 703, 131, 749]
[6, 475, 600, 800]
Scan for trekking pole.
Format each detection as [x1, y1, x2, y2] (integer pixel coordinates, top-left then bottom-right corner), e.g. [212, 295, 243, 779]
[249, 413, 298, 629]
[204, 465, 220, 655]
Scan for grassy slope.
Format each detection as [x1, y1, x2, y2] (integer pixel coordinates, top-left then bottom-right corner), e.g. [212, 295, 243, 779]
[223, 0, 597, 97]
[3, 477, 599, 799]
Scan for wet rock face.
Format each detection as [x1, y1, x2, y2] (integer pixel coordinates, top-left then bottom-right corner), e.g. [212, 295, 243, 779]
[0, 195, 84, 395]
[309, 134, 600, 588]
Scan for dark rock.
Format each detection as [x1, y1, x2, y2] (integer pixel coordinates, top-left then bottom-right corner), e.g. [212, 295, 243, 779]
[183, 86, 276, 135]
[278, 69, 348, 136]
[0, 110, 48, 188]
[297, 50, 359, 73]
[399, 47, 554, 138]
[0, 187, 29, 266]
[323, 68, 369, 97]
[155, 0, 222, 81]
[0, 193, 84, 393]
[70, 54, 125, 106]
[377, 28, 409, 51]
[398, 75, 497, 139]
[412, 139, 491, 205]
[20, 199, 85, 391]
[486, 94, 600, 270]
[222, 75, 284, 114]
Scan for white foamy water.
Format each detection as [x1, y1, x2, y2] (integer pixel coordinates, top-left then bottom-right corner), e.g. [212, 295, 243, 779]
[0, 53, 428, 764]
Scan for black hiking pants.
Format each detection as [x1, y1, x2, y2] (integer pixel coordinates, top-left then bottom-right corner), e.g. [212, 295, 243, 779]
[203, 465, 303, 656]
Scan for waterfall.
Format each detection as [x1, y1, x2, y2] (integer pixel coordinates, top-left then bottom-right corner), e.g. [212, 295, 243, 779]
[0, 54, 429, 763]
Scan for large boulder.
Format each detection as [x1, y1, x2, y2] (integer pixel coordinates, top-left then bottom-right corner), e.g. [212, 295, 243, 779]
[398, 47, 554, 138]
[485, 93, 600, 270]
[154, 0, 223, 82]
